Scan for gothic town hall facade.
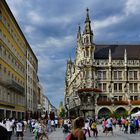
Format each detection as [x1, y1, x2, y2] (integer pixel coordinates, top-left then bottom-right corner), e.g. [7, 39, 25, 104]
[64, 9, 140, 119]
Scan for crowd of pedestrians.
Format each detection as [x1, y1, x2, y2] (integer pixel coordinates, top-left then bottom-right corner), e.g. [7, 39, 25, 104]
[0, 117, 61, 140]
[0, 116, 140, 140]
[65, 116, 140, 140]
[0, 118, 24, 140]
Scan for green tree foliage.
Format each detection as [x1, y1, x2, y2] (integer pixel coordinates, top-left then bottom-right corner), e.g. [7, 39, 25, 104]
[59, 107, 65, 118]
[109, 111, 128, 119]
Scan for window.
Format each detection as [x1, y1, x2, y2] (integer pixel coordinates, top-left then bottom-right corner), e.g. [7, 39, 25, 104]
[103, 71, 106, 80]
[98, 83, 102, 90]
[8, 71, 10, 76]
[12, 73, 14, 79]
[134, 96, 138, 100]
[8, 54, 10, 59]
[4, 67, 6, 73]
[114, 83, 117, 91]
[98, 71, 102, 80]
[134, 71, 138, 80]
[3, 34, 6, 43]
[4, 48, 6, 56]
[98, 71, 106, 80]
[119, 83, 122, 91]
[129, 83, 133, 92]
[114, 71, 122, 80]
[3, 17, 6, 26]
[130, 96, 133, 101]
[86, 48, 89, 57]
[119, 96, 122, 101]
[114, 96, 118, 101]
[114, 71, 117, 80]
[86, 70, 90, 78]
[134, 83, 138, 92]
[129, 83, 138, 92]
[118, 71, 122, 80]
[129, 71, 138, 80]
[103, 83, 107, 92]
[7, 23, 10, 32]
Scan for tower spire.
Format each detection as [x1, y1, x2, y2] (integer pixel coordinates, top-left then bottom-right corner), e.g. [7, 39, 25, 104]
[85, 8, 90, 22]
[77, 24, 81, 41]
[83, 8, 93, 35]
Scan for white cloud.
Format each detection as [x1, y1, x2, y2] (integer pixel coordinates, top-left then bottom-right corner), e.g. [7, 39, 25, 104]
[27, 11, 45, 25]
[125, 0, 140, 15]
[44, 36, 74, 48]
[46, 16, 73, 25]
[93, 15, 124, 35]
[24, 25, 35, 34]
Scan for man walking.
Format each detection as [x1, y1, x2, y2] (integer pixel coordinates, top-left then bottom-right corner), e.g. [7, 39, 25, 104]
[16, 119, 24, 140]
[5, 118, 14, 140]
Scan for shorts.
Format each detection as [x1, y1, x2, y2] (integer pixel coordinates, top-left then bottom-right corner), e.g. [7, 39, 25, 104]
[107, 127, 113, 131]
[16, 132, 23, 137]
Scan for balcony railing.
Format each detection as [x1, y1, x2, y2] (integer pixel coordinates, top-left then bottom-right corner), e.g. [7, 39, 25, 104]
[0, 78, 25, 95]
[7, 80, 25, 95]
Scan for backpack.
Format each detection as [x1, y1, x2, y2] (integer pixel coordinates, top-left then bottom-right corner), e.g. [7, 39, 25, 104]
[66, 133, 75, 140]
[91, 122, 97, 129]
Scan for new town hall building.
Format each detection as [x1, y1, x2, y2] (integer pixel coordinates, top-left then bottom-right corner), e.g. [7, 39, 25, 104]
[64, 9, 140, 118]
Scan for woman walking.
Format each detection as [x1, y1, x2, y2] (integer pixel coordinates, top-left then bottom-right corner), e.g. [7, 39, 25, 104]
[38, 120, 49, 140]
[71, 117, 86, 140]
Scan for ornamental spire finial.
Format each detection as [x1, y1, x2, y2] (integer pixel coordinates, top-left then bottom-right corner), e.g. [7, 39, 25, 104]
[85, 8, 90, 22]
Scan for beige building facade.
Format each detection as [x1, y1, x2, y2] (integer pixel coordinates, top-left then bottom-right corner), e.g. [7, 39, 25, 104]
[0, 0, 39, 119]
[64, 9, 140, 118]
[26, 47, 38, 118]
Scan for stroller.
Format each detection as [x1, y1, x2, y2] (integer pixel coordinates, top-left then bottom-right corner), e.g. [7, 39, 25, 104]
[63, 124, 70, 133]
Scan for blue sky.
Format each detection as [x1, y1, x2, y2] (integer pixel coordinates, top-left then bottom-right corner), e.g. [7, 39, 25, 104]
[6, 0, 140, 108]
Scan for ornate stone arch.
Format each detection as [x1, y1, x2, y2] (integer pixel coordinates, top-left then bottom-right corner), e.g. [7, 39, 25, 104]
[97, 107, 111, 119]
[130, 107, 140, 114]
[115, 107, 127, 116]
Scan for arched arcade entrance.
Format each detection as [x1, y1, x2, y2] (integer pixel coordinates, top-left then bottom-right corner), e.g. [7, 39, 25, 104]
[98, 108, 111, 119]
[130, 107, 140, 114]
[115, 107, 127, 117]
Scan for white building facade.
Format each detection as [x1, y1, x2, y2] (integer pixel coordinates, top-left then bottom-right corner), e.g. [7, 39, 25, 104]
[64, 9, 140, 118]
